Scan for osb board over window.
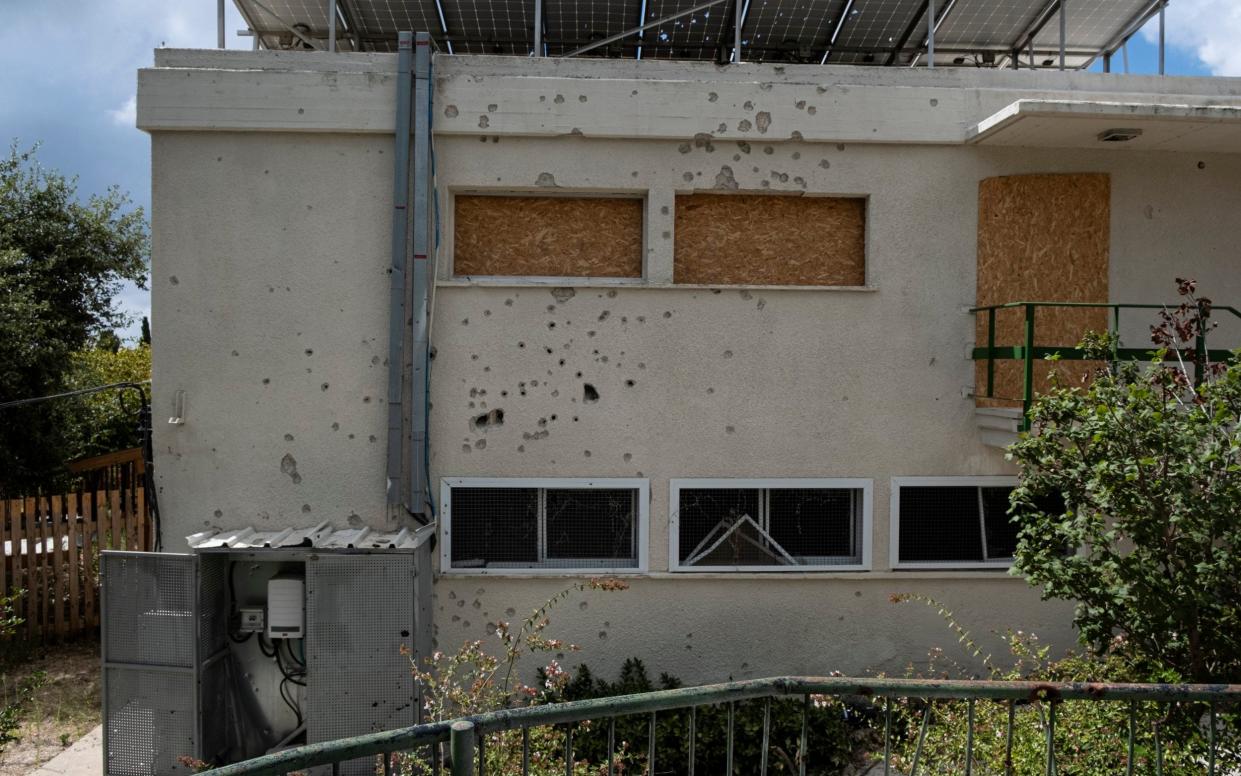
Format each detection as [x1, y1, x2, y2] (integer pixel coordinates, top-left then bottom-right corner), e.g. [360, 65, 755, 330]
[673, 194, 866, 286]
[975, 173, 1110, 408]
[453, 195, 643, 278]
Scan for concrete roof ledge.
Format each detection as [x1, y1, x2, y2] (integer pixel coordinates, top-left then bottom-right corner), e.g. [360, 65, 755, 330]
[137, 49, 1241, 145]
[968, 99, 1241, 152]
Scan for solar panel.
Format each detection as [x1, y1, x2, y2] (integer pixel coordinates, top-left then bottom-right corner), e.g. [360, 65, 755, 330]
[1033, 0, 1148, 50]
[934, 0, 1042, 51]
[446, 0, 532, 53]
[545, 0, 640, 56]
[232, 0, 1148, 64]
[830, 0, 924, 64]
[742, 0, 846, 62]
[643, 0, 733, 61]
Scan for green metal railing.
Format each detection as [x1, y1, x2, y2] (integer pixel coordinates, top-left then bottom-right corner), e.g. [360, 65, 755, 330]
[202, 676, 1241, 776]
[971, 301, 1241, 431]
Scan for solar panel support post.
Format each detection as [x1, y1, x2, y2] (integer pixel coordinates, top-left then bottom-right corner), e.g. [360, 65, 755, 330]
[1158, 1, 1165, 75]
[1103, 51, 1110, 72]
[926, 0, 935, 68]
[328, 0, 337, 51]
[533, 0, 543, 56]
[729, 0, 739, 63]
[217, 0, 226, 48]
[1058, 0, 1066, 70]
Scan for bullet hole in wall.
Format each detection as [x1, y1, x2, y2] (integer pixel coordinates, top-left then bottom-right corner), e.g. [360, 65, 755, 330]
[473, 409, 504, 430]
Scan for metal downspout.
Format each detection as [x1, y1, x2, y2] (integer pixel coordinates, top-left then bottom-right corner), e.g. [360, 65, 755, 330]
[409, 32, 433, 518]
[386, 32, 414, 518]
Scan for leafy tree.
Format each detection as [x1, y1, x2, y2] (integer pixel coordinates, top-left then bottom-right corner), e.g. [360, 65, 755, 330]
[1009, 280, 1241, 682]
[62, 344, 152, 460]
[0, 144, 148, 490]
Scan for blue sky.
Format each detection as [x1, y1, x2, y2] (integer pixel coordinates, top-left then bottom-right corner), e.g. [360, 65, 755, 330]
[0, 1, 1232, 340]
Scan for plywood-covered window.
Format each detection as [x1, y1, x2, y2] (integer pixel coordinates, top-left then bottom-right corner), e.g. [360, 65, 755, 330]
[674, 194, 866, 286]
[453, 195, 643, 278]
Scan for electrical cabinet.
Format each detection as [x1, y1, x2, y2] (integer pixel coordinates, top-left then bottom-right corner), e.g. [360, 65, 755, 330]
[102, 543, 432, 776]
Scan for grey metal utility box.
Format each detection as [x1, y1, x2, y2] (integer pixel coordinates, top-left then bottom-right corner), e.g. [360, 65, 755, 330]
[101, 552, 230, 775]
[102, 533, 433, 776]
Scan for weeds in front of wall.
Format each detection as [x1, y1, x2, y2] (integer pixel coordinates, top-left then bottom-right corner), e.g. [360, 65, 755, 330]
[393, 578, 630, 776]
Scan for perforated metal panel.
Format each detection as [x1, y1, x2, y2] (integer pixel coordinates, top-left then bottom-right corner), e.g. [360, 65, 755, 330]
[103, 552, 232, 776]
[105, 554, 197, 668]
[105, 669, 196, 776]
[306, 555, 418, 776]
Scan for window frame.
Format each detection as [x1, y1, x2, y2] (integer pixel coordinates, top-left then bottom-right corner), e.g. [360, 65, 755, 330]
[889, 476, 1019, 571]
[440, 477, 650, 575]
[669, 478, 873, 573]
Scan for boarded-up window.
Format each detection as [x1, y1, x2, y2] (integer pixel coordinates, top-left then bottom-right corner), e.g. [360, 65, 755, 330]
[975, 173, 1110, 407]
[453, 195, 643, 278]
[674, 194, 866, 285]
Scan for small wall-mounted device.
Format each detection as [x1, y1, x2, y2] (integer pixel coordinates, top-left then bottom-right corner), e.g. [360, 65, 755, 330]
[168, 389, 187, 425]
[238, 607, 265, 633]
[1097, 127, 1143, 143]
[266, 574, 304, 639]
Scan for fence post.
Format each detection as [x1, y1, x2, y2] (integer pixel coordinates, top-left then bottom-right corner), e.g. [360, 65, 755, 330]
[451, 720, 476, 776]
[1022, 303, 1036, 432]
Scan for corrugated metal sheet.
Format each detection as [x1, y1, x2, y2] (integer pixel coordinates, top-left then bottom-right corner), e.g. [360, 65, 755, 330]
[186, 521, 435, 551]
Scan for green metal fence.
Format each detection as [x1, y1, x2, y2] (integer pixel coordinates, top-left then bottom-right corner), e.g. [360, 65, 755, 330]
[970, 301, 1241, 431]
[201, 676, 1241, 776]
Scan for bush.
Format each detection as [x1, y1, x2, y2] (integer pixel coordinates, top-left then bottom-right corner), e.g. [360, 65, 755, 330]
[884, 595, 1241, 775]
[1008, 280, 1241, 683]
[395, 578, 629, 775]
[545, 658, 863, 775]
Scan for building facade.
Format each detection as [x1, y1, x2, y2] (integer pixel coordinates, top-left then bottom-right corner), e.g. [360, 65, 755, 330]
[138, 48, 1241, 684]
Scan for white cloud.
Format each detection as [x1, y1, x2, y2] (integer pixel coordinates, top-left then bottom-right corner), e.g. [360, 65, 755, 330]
[108, 95, 138, 127]
[1142, 0, 1241, 75]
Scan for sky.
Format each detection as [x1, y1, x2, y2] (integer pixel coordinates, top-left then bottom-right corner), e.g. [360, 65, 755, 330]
[0, 1, 1236, 341]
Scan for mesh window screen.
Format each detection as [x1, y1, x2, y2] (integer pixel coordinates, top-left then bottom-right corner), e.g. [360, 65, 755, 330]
[449, 487, 538, 566]
[678, 489, 760, 563]
[678, 487, 861, 567]
[898, 486, 984, 563]
[546, 489, 636, 565]
[449, 485, 639, 569]
[898, 484, 1034, 563]
[981, 486, 1020, 560]
[769, 488, 859, 562]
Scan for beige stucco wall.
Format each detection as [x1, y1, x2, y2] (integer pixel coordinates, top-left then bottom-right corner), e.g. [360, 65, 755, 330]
[143, 52, 1241, 683]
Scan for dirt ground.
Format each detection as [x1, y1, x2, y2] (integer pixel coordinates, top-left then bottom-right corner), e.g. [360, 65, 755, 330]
[0, 637, 100, 775]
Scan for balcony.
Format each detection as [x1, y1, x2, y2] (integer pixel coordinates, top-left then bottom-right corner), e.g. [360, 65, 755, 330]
[970, 301, 1241, 448]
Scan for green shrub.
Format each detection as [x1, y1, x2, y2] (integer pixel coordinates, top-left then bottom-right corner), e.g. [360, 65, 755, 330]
[1008, 280, 1241, 683]
[884, 595, 1241, 775]
[545, 659, 863, 775]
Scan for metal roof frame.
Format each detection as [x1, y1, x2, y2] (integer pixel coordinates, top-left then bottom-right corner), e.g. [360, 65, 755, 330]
[222, 1, 1176, 70]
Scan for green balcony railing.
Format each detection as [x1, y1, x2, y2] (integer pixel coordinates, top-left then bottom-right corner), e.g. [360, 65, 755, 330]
[970, 301, 1241, 431]
[200, 676, 1241, 776]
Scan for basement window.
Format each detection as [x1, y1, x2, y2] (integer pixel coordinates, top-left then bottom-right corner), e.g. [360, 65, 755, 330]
[670, 479, 872, 572]
[440, 478, 648, 574]
[891, 477, 1063, 569]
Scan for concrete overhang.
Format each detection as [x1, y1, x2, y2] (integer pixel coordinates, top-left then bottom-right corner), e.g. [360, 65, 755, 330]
[967, 99, 1241, 152]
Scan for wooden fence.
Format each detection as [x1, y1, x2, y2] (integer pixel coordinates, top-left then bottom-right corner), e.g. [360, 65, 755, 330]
[1, 448, 151, 642]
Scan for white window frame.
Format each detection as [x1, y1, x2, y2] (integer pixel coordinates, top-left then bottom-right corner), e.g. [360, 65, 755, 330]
[669, 478, 873, 573]
[440, 477, 649, 575]
[889, 476, 1019, 571]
